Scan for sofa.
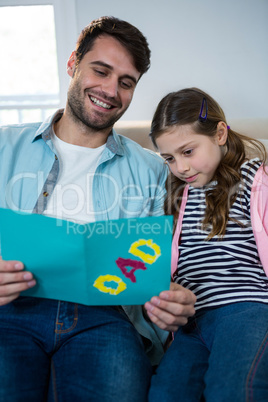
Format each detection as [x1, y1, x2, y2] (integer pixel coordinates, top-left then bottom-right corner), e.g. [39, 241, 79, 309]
[114, 119, 268, 152]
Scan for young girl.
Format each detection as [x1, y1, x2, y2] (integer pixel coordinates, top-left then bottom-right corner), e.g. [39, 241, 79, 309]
[148, 88, 268, 401]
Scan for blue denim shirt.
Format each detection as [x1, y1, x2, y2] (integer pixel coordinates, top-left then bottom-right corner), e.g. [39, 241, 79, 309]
[0, 110, 169, 365]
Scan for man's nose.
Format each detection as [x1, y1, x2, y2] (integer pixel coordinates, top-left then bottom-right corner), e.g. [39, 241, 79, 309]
[102, 77, 118, 98]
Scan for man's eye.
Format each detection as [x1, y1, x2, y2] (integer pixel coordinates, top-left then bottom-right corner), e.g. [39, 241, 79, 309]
[120, 80, 133, 89]
[94, 69, 106, 76]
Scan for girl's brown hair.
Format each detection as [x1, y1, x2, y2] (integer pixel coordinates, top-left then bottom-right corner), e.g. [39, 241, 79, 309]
[150, 87, 267, 239]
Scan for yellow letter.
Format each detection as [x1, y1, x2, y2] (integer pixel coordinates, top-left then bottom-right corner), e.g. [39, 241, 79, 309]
[93, 274, 127, 295]
[129, 239, 161, 264]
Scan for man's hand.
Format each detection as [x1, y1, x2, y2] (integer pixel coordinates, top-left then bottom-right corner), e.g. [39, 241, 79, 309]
[144, 282, 196, 332]
[0, 257, 36, 306]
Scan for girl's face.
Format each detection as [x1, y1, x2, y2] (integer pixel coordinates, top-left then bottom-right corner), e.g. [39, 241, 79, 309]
[156, 123, 227, 188]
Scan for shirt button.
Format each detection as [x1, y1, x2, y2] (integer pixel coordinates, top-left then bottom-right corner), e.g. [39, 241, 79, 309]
[43, 191, 49, 197]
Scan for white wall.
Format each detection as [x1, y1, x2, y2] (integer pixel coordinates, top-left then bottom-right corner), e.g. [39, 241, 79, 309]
[75, 0, 268, 123]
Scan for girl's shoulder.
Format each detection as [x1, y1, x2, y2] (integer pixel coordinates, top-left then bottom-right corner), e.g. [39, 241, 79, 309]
[240, 158, 262, 185]
[241, 157, 262, 171]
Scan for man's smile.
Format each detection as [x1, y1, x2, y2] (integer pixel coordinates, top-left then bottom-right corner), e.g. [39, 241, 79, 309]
[90, 96, 113, 110]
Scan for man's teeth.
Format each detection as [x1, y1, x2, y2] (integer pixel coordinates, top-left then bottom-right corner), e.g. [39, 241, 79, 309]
[90, 97, 111, 109]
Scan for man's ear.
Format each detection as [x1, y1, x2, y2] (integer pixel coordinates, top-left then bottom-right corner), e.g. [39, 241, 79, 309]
[216, 121, 228, 146]
[67, 51, 76, 77]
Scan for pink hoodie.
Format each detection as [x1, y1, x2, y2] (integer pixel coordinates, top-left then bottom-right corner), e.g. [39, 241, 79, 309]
[171, 165, 268, 278]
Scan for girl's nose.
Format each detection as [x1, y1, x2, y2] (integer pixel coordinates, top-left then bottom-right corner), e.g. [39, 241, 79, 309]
[175, 158, 190, 174]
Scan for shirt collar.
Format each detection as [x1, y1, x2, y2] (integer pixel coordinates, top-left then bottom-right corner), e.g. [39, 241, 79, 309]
[107, 128, 124, 156]
[33, 109, 64, 143]
[33, 109, 125, 156]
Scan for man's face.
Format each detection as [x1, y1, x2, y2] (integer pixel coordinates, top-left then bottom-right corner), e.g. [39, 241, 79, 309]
[67, 34, 141, 132]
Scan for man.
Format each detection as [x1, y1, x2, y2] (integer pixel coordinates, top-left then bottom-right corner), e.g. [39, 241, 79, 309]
[0, 16, 196, 401]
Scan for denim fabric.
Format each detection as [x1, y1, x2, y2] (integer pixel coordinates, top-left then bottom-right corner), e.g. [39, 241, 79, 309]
[0, 297, 152, 402]
[148, 302, 268, 402]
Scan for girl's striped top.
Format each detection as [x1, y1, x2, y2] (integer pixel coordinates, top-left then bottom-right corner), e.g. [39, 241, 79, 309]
[174, 158, 268, 311]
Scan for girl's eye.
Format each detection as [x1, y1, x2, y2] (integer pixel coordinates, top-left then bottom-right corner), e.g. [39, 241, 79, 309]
[164, 157, 174, 164]
[183, 149, 193, 156]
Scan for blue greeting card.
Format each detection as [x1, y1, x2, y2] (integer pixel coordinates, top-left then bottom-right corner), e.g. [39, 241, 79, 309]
[0, 208, 173, 305]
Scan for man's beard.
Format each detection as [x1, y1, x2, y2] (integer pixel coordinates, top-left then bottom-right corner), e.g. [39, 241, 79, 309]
[67, 81, 127, 131]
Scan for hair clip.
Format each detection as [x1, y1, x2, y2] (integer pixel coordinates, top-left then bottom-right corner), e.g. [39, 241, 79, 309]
[198, 97, 208, 123]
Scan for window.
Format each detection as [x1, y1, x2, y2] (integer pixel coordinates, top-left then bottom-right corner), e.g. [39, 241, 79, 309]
[0, 0, 77, 125]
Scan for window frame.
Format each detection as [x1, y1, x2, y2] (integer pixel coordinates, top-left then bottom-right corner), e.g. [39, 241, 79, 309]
[0, 0, 78, 121]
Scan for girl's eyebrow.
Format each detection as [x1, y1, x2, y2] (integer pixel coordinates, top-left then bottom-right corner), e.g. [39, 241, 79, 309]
[159, 152, 171, 157]
[160, 141, 196, 156]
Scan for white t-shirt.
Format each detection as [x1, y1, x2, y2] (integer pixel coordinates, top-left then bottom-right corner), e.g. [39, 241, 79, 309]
[43, 133, 105, 223]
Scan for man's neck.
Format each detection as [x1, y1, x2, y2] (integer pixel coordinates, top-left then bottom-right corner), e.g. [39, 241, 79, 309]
[53, 110, 112, 148]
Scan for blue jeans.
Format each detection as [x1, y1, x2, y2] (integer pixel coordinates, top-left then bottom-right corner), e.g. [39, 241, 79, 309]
[149, 302, 268, 402]
[0, 296, 152, 402]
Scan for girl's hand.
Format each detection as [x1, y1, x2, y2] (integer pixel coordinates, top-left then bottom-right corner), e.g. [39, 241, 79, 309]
[144, 282, 196, 332]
